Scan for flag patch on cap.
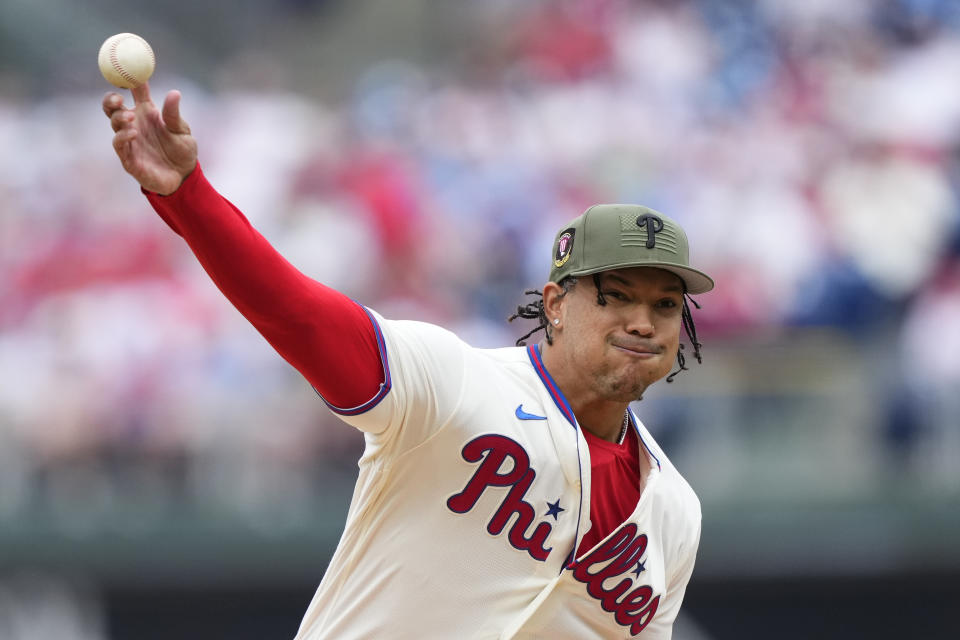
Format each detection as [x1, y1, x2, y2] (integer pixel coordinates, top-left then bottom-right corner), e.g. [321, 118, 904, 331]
[619, 213, 679, 254]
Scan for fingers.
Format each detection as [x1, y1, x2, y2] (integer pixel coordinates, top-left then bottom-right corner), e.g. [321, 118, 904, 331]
[109, 107, 135, 133]
[112, 126, 139, 168]
[102, 92, 125, 117]
[103, 92, 134, 134]
[112, 126, 138, 152]
[131, 82, 152, 106]
[161, 90, 190, 134]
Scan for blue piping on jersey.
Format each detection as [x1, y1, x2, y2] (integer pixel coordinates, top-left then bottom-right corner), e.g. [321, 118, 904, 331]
[628, 409, 662, 471]
[526, 344, 586, 571]
[315, 303, 392, 415]
[526, 344, 576, 428]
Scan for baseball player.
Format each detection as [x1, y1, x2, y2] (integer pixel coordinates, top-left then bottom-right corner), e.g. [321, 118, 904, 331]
[103, 84, 713, 639]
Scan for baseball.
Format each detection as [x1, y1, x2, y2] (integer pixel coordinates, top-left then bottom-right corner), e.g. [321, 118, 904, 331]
[98, 33, 155, 89]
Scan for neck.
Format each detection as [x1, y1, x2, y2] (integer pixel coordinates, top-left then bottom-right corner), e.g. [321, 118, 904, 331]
[539, 341, 635, 443]
[577, 403, 631, 443]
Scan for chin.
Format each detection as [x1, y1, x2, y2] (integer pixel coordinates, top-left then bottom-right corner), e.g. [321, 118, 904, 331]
[602, 375, 650, 402]
[597, 361, 666, 400]
[629, 362, 669, 384]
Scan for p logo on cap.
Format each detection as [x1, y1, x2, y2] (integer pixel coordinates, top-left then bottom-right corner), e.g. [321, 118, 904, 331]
[547, 204, 714, 295]
[635, 214, 664, 249]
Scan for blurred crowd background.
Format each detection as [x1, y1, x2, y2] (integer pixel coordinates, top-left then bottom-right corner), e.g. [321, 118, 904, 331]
[2, 0, 959, 638]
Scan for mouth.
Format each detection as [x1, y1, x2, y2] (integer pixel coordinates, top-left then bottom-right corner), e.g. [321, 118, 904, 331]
[611, 343, 662, 359]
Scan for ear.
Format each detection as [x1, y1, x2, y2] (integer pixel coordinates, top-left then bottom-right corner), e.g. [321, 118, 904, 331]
[542, 281, 566, 325]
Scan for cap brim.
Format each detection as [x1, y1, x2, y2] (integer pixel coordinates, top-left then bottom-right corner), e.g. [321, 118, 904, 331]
[564, 262, 715, 294]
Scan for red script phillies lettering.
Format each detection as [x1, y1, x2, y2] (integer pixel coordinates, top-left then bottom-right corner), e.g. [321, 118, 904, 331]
[447, 435, 553, 561]
[571, 523, 660, 635]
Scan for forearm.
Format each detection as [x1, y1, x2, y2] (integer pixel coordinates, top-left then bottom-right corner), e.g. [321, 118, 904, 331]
[145, 163, 384, 407]
[145, 164, 300, 322]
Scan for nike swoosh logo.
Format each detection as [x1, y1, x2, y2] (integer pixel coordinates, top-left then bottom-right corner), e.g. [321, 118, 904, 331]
[515, 404, 547, 420]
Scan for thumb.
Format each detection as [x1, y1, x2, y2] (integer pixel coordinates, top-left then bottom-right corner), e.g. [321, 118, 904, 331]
[162, 90, 190, 134]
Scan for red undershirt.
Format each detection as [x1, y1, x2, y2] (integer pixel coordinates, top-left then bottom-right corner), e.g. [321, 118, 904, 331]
[146, 163, 644, 555]
[577, 425, 643, 555]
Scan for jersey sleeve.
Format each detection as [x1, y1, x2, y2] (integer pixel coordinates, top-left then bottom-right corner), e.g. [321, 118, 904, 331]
[332, 310, 468, 449]
[145, 164, 467, 447]
[143, 164, 385, 411]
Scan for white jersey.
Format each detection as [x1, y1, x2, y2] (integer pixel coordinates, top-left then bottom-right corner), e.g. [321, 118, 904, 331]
[294, 310, 701, 639]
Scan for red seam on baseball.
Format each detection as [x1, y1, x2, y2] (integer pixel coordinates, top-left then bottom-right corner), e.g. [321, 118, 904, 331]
[109, 36, 142, 86]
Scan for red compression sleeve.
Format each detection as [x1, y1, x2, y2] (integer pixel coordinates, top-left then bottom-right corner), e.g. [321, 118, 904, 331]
[144, 163, 384, 409]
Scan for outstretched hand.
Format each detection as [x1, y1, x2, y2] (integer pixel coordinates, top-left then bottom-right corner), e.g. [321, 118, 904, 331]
[103, 83, 197, 196]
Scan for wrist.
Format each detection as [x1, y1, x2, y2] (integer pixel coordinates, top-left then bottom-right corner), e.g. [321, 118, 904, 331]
[164, 162, 198, 196]
[143, 161, 201, 197]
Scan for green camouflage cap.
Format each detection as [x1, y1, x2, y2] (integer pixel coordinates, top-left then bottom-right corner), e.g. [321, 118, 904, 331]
[549, 204, 714, 294]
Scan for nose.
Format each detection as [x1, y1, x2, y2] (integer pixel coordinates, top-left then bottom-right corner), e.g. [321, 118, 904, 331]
[625, 305, 655, 337]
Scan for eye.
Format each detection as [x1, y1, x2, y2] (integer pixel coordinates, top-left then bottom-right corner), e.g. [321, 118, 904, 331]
[657, 298, 680, 309]
[603, 290, 627, 301]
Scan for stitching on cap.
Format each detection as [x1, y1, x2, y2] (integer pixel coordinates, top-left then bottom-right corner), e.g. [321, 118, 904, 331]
[622, 229, 679, 251]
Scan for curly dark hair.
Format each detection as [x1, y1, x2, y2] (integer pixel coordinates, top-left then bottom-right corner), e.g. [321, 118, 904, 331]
[507, 274, 703, 383]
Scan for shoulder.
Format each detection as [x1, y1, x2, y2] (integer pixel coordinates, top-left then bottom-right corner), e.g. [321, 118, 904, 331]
[366, 310, 540, 398]
[475, 343, 535, 366]
[376, 310, 528, 366]
[367, 313, 473, 374]
[374, 313, 463, 345]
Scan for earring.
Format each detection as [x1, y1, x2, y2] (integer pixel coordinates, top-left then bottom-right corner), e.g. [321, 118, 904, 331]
[553, 319, 560, 325]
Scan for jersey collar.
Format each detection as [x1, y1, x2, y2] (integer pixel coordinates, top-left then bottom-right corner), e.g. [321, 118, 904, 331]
[527, 344, 577, 428]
